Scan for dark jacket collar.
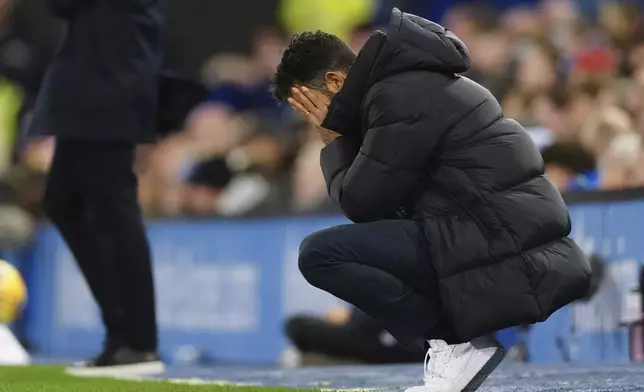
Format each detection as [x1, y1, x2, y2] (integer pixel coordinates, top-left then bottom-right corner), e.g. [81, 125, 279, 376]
[321, 31, 386, 141]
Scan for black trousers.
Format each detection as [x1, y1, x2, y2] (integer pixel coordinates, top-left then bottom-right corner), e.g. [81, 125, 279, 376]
[43, 139, 157, 351]
[299, 220, 453, 346]
[286, 308, 424, 364]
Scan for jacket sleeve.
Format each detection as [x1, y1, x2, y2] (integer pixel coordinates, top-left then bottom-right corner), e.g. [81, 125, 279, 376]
[49, 0, 146, 18]
[49, 0, 81, 19]
[320, 81, 446, 223]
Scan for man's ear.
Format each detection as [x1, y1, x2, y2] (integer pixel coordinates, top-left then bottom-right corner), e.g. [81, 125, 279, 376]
[324, 71, 346, 94]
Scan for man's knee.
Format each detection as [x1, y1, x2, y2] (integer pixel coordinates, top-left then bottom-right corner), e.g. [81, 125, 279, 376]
[298, 228, 341, 287]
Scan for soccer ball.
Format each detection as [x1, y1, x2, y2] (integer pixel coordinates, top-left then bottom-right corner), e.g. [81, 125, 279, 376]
[0, 260, 27, 324]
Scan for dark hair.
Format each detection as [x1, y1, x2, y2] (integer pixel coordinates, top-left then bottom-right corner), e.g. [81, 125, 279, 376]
[531, 37, 560, 67]
[543, 86, 572, 110]
[188, 158, 233, 189]
[541, 141, 596, 174]
[543, 79, 603, 111]
[272, 31, 356, 102]
[572, 78, 605, 100]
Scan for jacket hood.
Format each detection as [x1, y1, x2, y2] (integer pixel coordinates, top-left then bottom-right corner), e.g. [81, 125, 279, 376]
[320, 9, 471, 141]
[371, 8, 471, 80]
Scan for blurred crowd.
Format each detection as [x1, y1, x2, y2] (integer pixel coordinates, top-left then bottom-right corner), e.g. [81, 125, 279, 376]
[458, 0, 644, 193]
[2, 0, 644, 220]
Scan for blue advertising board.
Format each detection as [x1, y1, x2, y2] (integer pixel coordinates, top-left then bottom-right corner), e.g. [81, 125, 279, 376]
[526, 200, 644, 364]
[22, 217, 350, 363]
[17, 198, 644, 364]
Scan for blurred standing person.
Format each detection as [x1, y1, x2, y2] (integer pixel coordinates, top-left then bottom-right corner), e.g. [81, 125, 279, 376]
[28, 0, 165, 376]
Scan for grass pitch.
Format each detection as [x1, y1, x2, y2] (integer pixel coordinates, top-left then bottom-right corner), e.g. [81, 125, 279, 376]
[0, 366, 310, 392]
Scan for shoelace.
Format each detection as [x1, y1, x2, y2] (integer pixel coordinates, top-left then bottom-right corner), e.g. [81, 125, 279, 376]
[423, 344, 454, 384]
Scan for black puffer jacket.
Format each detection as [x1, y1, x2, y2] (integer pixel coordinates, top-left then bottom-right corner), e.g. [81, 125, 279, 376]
[320, 8, 591, 342]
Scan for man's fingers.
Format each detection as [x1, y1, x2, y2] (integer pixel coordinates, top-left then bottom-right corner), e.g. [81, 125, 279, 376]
[291, 87, 318, 112]
[289, 87, 328, 125]
[288, 98, 322, 125]
[287, 97, 309, 117]
[300, 86, 323, 109]
[300, 87, 328, 123]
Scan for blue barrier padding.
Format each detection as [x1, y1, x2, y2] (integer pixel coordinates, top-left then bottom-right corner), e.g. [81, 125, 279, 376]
[19, 199, 644, 363]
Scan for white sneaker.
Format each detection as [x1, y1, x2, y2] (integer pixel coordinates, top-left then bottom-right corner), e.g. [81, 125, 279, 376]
[404, 336, 506, 392]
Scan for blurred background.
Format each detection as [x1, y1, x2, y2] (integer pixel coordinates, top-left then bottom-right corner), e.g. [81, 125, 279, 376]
[1, 0, 644, 369]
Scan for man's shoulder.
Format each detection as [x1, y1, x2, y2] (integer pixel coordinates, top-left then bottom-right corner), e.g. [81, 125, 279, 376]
[367, 71, 467, 100]
[370, 69, 444, 88]
[364, 71, 472, 115]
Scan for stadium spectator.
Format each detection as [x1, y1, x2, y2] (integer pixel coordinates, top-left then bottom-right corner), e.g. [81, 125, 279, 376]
[203, 27, 286, 118]
[516, 37, 562, 95]
[627, 66, 644, 134]
[580, 106, 633, 158]
[541, 141, 597, 192]
[599, 132, 644, 190]
[290, 124, 333, 213]
[285, 307, 424, 365]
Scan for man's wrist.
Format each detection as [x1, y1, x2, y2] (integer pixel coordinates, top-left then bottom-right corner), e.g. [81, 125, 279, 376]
[322, 133, 341, 145]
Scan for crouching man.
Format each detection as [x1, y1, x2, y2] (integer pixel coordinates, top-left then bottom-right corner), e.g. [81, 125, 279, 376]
[273, 8, 591, 392]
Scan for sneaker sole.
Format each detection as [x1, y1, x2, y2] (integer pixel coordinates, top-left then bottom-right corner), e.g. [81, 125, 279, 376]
[460, 344, 506, 392]
[66, 361, 165, 378]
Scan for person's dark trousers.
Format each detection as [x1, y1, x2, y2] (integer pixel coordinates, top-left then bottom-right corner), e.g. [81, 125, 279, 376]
[298, 220, 455, 347]
[286, 309, 425, 364]
[43, 139, 157, 351]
